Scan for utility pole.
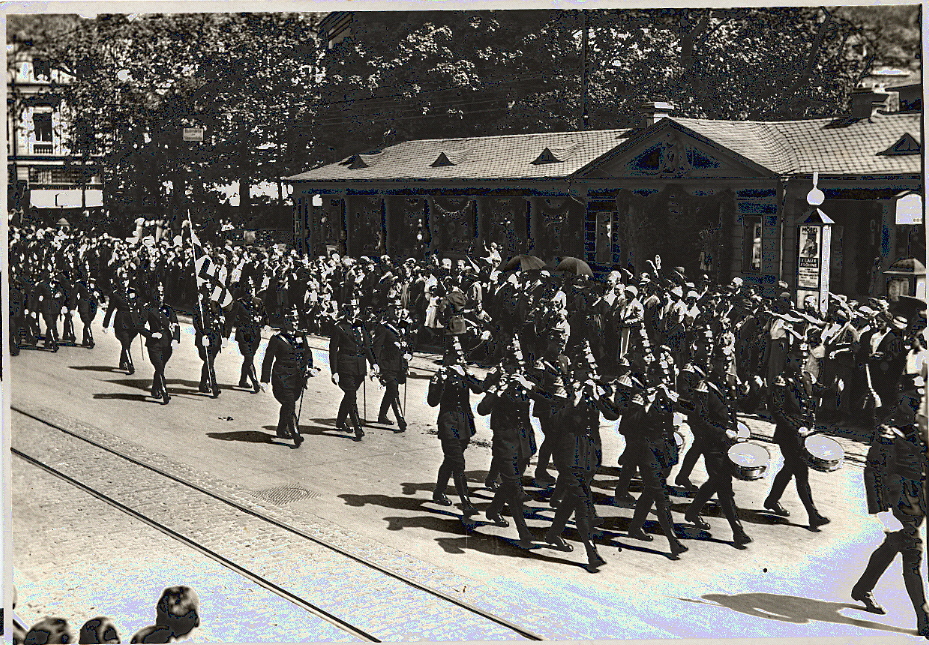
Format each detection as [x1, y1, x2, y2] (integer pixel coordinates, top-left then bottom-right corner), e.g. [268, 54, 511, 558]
[581, 10, 589, 131]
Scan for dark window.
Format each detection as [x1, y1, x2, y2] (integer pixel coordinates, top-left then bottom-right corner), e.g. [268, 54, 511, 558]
[742, 216, 763, 273]
[33, 58, 50, 80]
[33, 113, 53, 142]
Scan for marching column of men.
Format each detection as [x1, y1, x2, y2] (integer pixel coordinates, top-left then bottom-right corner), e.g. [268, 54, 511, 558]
[8, 223, 928, 637]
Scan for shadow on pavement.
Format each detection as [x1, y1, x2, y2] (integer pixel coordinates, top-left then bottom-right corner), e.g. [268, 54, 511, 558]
[107, 378, 154, 391]
[207, 430, 277, 444]
[683, 592, 915, 636]
[69, 365, 124, 372]
[92, 392, 150, 402]
[340, 492, 429, 512]
[292, 423, 358, 440]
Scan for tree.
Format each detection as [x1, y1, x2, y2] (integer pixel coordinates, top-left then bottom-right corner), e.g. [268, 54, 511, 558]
[311, 7, 895, 165]
[27, 12, 320, 224]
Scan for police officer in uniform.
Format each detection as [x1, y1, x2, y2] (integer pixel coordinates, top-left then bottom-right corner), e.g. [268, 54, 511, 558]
[763, 343, 830, 529]
[428, 329, 484, 516]
[329, 299, 378, 440]
[143, 283, 180, 405]
[36, 270, 64, 351]
[225, 284, 269, 393]
[261, 307, 317, 448]
[372, 303, 411, 431]
[74, 273, 100, 348]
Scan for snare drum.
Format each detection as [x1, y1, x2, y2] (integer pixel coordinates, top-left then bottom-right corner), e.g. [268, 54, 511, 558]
[803, 434, 844, 472]
[728, 442, 770, 481]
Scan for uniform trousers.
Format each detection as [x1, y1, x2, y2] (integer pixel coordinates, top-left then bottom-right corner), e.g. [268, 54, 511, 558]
[42, 313, 59, 348]
[336, 373, 363, 429]
[148, 345, 173, 398]
[853, 512, 926, 619]
[115, 330, 138, 370]
[486, 426, 532, 537]
[688, 449, 740, 528]
[378, 372, 404, 422]
[197, 331, 221, 393]
[767, 443, 817, 516]
[628, 442, 678, 540]
[435, 409, 474, 498]
[236, 330, 261, 387]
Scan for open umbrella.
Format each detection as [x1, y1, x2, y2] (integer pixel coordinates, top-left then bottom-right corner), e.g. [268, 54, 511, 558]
[556, 257, 594, 277]
[498, 254, 545, 272]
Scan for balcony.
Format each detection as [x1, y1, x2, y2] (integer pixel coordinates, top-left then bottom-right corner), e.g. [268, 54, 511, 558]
[32, 143, 53, 155]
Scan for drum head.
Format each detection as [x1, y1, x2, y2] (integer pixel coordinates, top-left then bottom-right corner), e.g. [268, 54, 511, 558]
[805, 435, 843, 460]
[728, 442, 770, 467]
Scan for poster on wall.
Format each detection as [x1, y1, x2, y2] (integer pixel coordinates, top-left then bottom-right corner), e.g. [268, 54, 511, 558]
[797, 225, 821, 289]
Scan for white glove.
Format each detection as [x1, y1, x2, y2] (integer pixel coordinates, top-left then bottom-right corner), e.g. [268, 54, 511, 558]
[151, 332, 162, 340]
[260, 382, 269, 393]
[725, 429, 738, 441]
[201, 337, 210, 347]
[171, 339, 180, 347]
[331, 372, 340, 385]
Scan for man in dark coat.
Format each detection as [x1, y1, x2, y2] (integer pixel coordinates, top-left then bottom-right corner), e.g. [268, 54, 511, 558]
[372, 303, 411, 431]
[329, 299, 378, 440]
[763, 344, 830, 529]
[261, 307, 316, 448]
[8, 274, 26, 356]
[850, 375, 928, 638]
[224, 284, 268, 393]
[143, 283, 181, 405]
[74, 275, 100, 348]
[36, 270, 64, 351]
[683, 348, 752, 546]
[427, 330, 484, 516]
[192, 290, 224, 398]
[102, 283, 146, 373]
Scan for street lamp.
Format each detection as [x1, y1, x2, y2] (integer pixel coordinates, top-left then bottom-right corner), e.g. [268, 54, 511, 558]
[795, 172, 834, 313]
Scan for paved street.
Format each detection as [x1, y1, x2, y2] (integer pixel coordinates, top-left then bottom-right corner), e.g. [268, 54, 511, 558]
[9, 314, 928, 642]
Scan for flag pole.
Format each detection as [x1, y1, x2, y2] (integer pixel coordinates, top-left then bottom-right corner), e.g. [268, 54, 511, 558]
[187, 209, 207, 331]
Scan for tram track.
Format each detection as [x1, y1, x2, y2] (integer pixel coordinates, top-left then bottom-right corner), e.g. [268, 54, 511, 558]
[11, 405, 543, 642]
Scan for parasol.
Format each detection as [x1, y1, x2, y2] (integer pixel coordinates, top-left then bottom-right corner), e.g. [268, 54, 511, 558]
[498, 254, 545, 272]
[555, 257, 594, 277]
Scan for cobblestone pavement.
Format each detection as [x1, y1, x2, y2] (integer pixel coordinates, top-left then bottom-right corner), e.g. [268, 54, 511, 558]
[11, 409, 528, 642]
[11, 454, 358, 643]
[9, 315, 928, 643]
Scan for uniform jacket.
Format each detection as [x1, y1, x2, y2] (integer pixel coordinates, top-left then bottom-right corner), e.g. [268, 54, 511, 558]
[261, 331, 314, 394]
[372, 321, 409, 376]
[329, 319, 376, 376]
[771, 375, 816, 452]
[144, 303, 180, 349]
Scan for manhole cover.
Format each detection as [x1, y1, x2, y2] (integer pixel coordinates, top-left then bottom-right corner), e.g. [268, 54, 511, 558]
[253, 486, 319, 505]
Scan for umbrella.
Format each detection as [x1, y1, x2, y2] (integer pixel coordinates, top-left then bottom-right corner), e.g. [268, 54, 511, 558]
[555, 257, 593, 277]
[498, 254, 545, 272]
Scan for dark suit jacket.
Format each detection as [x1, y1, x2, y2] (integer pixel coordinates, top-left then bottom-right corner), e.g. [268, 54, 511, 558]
[329, 319, 375, 376]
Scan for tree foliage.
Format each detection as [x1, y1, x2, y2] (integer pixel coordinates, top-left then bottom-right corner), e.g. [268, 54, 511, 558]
[312, 7, 911, 165]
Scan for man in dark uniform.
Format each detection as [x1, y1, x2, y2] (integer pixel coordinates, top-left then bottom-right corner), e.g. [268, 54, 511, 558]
[763, 343, 830, 529]
[102, 283, 146, 373]
[59, 269, 78, 345]
[192, 290, 224, 398]
[9, 273, 26, 356]
[261, 307, 317, 448]
[74, 274, 100, 348]
[36, 270, 64, 351]
[372, 303, 411, 431]
[329, 299, 378, 440]
[850, 374, 928, 638]
[427, 329, 484, 516]
[683, 348, 752, 546]
[224, 284, 268, 393]
[143, 283, 181, 405]
[476, 337, 537, 546]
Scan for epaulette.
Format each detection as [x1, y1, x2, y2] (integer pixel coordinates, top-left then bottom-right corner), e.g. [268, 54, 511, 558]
[694, 379, 709, 393]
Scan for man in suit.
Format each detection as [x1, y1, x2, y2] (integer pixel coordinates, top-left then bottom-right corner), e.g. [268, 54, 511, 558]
[143, 283, 181, 405]
[329, 299, 378, 440]
[372, 303, 411, 431]
[102, 282, 146, 373]
[261, 307, 316, 448]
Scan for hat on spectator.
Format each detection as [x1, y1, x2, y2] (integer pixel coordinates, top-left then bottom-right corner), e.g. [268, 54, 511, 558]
[155, 586, 200, 640]
[79, 618, 120, 644]
[623, 284, 638, 297]
[25, 618, 75, 645]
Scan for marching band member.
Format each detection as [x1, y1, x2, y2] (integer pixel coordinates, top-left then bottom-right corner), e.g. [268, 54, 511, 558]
[428, 328, 484, 516]
[763, 343, 830, 529]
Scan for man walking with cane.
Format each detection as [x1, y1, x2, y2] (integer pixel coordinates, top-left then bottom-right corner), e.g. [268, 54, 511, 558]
[261, 306, 317, 448]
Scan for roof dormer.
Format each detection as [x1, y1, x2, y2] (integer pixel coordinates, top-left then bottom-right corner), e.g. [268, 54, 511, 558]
[430, 152, 455, 167]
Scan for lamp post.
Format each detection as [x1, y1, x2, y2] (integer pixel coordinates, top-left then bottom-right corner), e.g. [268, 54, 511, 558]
[796, 173, 833, 313]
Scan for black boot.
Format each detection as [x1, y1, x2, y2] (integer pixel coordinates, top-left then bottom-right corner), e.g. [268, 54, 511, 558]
[453, 472, 478, 516]
[433, 463, 452, 505]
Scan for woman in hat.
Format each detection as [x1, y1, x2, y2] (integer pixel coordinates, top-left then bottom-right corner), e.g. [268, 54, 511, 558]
[427, 326, 484, 516]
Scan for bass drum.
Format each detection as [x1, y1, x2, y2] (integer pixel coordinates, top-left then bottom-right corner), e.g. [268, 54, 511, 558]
[728, 442, 771, 481]
[803, 434, 844, 473]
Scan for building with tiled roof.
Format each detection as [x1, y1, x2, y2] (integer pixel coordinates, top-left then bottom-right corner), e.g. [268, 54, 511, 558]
[287, 95, 923, 300]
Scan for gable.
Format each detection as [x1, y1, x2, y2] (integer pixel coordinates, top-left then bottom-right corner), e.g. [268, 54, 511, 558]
[578, 121, 775, 180]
